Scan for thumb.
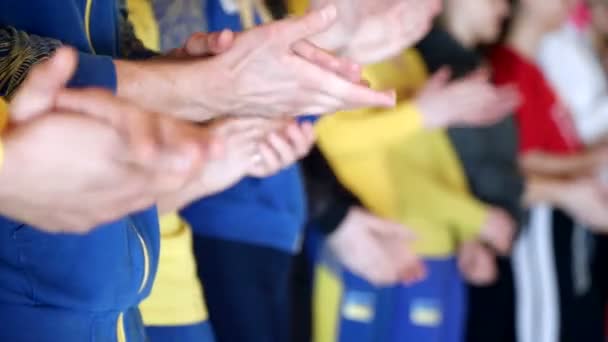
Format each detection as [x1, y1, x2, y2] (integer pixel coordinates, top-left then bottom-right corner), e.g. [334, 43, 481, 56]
[185, 30, 235, 57]
[465, 66, 491, 83]
[10, 47, 78, 122]
[423, 66, 451, 94]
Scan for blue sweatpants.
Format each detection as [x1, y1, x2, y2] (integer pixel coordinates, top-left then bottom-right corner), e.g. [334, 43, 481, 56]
[146, 321, 215, 342]
[315, 255, 466, 342]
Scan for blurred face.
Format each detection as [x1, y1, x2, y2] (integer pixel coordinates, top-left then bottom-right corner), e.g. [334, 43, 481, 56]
[590, 0, 608, 35]
[450, 0, 511, 44]
[523, 0, 578, 31]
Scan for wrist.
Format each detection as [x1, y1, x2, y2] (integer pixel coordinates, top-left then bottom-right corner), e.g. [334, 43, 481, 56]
[115, 58, 226, 122]
[415, 101, 447, 129]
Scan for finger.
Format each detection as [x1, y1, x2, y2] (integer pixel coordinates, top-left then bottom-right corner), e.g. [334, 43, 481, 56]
[158, 120, 214, 175]
[209, 29, 236, 54]
[465, 67, 491, 82]
[424, 66, 452, 93]
[292, 40, 362, 83]
[283, 4, 338, 41]
[298, 62, 396, 109]
[284, 123, 312, 157]
[57, 89, 162, 164]
[253, 142, 282, 176]
[266, 132, 297, 166]
[10, 47, 78, 121]
[362, 246, 400, 286]
[299, 121, 317, 153]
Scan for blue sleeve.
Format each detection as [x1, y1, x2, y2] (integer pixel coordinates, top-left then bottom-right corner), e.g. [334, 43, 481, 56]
[69, 51, 118, 92]
[0, 26, 118, 96]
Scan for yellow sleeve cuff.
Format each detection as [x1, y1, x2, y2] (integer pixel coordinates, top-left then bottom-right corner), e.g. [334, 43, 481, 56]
[316, 101, 424, 156]
[449, 197, 488, 243]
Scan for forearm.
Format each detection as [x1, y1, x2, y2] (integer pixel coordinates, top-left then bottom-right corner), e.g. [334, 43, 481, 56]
[523, 175, 571, 208]
[520, 151, 599, 178]
[114, 57, 226, 122]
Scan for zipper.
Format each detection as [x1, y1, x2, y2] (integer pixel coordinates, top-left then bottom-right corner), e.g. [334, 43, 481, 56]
[116, 221, 151, 342]
[116, 312, 126, 342]
[132, 222, 150, 294]
[84, 0, 97, 53]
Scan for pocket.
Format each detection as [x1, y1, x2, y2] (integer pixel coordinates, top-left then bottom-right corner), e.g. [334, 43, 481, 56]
[13, 222, 139, 311]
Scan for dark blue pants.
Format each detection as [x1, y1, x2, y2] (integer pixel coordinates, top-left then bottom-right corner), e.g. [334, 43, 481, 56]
[193, 236, 293, 342]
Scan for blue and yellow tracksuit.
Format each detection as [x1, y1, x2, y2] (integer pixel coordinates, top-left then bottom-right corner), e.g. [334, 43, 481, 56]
[0, 2, 160, 341]
[124, 2, 215, 341]
[313, 50, 490, 342]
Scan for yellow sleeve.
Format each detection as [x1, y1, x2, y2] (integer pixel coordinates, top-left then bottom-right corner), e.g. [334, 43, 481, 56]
[126, 0, 160, 51]
[316, 101, 424, 155]
[288, 0, 310, 15]
[399, 167, 489, 243]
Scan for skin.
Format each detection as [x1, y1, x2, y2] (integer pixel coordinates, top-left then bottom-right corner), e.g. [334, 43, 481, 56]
[327, 207, 426, 286]
[415, 67, 521, 129]
[439, 0, 516, 280]
[308, 0, 443, 64]
[155, 32, 319, 213]
[115, 5, 396, 122]
[0, 48, 223, 233]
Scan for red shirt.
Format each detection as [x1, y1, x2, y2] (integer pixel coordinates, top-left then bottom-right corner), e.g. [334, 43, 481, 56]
[490, 46, 582, 155]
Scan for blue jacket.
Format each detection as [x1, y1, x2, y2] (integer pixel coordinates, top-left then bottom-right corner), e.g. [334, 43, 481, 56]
[0, 1, 159, 341]
[179, 0, 306, 253]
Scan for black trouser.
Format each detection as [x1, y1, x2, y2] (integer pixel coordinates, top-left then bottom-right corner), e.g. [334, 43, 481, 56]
[193, 236, 294, 342]
[466, 258, 517, 342]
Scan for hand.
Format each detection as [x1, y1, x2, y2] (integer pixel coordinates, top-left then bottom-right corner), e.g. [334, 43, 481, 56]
[310, 0, 442, 64]
[479, 207, 516, 255]
[458, 240, 498, 286]
[558, 177, 608, 229]
[248, 120, 316, 178]
[157, 117, 280, 213]
[0, 48, 218, 233]
[416, 68, 521, 129]
[327, 207, 426, 286]
[117, 6, 396, 121]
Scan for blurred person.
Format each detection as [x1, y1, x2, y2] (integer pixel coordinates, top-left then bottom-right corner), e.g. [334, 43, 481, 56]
[490, 0, 608, 341]
[539, 0, 608, 146]
[415, 0, 523, 341]
[313, 40, 520, 342]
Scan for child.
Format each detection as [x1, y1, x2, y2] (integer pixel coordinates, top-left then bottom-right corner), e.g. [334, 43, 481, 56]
[491, 0, 607, 340]
[313, 44, 518, 341]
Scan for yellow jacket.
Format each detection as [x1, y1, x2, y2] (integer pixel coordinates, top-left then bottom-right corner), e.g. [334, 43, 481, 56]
[316, 50, 488, 257]
[126, 0, 209, 326]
